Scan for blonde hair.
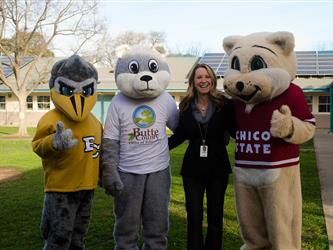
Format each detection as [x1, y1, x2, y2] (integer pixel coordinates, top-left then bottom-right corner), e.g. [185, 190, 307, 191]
[179, 63, 225, 112]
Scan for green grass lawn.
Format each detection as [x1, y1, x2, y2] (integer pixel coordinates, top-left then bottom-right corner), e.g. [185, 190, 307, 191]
[0, 128, 328, 249]
[0, 126, 36, 137]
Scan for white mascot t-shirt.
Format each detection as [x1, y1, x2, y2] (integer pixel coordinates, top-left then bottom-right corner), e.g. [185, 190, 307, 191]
[104, 91, 178, 174]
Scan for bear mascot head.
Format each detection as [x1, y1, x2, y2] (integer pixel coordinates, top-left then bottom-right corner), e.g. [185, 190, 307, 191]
[114, 44, 170, 99]
[223, 31, 296, 113]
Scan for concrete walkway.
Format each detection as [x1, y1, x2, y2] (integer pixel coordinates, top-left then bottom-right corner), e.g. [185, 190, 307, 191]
[314, 129, 333, 249]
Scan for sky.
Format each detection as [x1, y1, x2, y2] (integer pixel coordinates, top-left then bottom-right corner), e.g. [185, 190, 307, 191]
[55, 0, 333, 56]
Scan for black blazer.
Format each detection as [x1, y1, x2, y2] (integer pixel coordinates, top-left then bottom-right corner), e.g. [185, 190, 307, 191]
[169, 99, 235, 178]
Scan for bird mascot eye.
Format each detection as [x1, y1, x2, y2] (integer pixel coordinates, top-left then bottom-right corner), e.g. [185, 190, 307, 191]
[82, 83, 94, 97]
[250, 55, 267, 71]
[128, 60, 140, 74]
[148, 59, 159, 73]
[59, 81, 74, 96]
[231, 56, 240, 71]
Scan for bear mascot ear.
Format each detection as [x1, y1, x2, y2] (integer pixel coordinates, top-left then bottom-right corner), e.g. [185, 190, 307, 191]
[266, 31, 295, 56]
[223, 35, 243, 55]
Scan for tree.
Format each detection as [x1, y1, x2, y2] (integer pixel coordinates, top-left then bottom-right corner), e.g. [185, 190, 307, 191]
[0, 0, 102, 136]
[170, 42, 208, 57]
[1, 31, 54, 57]
[82, 30, 167, 69]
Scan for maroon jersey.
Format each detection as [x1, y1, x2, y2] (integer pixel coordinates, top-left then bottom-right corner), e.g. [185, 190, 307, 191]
[234, 83, 315, 169]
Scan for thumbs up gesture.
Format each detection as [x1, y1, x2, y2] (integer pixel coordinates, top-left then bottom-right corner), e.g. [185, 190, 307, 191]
[270, 105, 294, 138]
[52, 121, 78, 151]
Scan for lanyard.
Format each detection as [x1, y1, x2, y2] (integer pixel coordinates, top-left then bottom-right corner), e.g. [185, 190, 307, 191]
[197, 123, 208, 145]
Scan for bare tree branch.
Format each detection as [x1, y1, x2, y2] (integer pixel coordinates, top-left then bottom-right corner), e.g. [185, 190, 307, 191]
[0, 0, 102, 136]
[82, 30, 168, 68]
[0, 0, 6, 40]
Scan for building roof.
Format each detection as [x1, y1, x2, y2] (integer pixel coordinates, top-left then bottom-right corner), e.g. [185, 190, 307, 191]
[198, 50, 333, 77]
[0, 56, 34, 77]
[294, 77, 333, 92]
[167, 56, 198, 88]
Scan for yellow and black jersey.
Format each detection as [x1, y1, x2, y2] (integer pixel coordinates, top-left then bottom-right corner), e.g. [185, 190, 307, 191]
[32, 109, 102, 192]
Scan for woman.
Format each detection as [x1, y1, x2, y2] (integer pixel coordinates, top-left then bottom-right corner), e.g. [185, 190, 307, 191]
[169, 63, 235, 250]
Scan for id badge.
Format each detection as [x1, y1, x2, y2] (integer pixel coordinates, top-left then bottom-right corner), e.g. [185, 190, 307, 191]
[200, 145, 208, 157]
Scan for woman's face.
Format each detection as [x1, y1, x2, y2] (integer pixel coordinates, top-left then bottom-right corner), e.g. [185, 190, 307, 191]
[194, 67, 213, 95]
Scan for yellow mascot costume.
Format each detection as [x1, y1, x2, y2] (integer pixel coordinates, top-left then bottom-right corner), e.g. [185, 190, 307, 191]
[32, 55, 102, 249]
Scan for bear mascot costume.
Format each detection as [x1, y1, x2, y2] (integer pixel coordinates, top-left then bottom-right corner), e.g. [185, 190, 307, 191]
[32, 55, 102, 249]
[101, 45, 178, 249]
[222, 31, 316, 249]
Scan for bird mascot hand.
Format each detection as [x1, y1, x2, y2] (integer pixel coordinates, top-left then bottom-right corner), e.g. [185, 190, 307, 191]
[270, 105, 294, 138]
[52, 121, 78, 150]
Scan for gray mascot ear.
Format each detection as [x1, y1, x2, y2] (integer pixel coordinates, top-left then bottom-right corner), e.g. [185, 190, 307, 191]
[223, 35, 243, 55]
[152, 43, 169, 57]
[267, 31, 295, 56]
[115, 44, 131, 58]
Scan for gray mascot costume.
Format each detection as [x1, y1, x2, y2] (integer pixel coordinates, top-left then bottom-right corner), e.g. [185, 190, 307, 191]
[102, 45, 178, 249]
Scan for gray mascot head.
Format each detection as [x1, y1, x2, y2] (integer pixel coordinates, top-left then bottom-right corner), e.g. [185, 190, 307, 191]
[114, 45, 170, 99]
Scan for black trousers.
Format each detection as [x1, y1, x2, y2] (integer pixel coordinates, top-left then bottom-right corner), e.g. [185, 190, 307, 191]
[183, 174, 229, 250]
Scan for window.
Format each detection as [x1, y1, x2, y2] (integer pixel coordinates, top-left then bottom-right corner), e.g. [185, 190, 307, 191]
[318, 96, 330, 113]
[0, 96, 5, 110]
[26, 96, 33, 110]
[305, 96, 312, 112]
[37, 96, 50, 110]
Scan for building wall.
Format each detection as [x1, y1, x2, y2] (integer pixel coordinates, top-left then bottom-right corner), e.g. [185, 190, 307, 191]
[314, 113, 330, 129]
[0, 93, 55, 126]
[169, 92, 186, 107]
[0, 91, 331, 128]
[0, 111, 46, 126]
[307, 93, 330, 129]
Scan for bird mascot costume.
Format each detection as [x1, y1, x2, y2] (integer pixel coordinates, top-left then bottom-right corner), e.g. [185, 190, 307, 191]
[32, 55, 102, 249]
[101, 45, 178, 250]
[222, 31, 316, 249]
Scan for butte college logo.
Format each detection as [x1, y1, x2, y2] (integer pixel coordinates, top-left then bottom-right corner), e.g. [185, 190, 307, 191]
[132, 105, 156, 128]
[129, 105, 159, 144]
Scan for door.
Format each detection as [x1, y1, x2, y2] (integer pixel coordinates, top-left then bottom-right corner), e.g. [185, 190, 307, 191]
[92, 95, 113, 124]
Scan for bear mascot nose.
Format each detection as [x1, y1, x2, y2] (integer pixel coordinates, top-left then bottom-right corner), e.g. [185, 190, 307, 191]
[140, 75, 152, 82]
[236, 81, 244, 92]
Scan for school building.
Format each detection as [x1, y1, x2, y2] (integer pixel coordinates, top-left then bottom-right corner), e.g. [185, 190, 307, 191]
[1, 51, 333, 131]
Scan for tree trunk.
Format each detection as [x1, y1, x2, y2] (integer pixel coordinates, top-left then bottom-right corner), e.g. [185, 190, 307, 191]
[15, 94, 29, 137]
